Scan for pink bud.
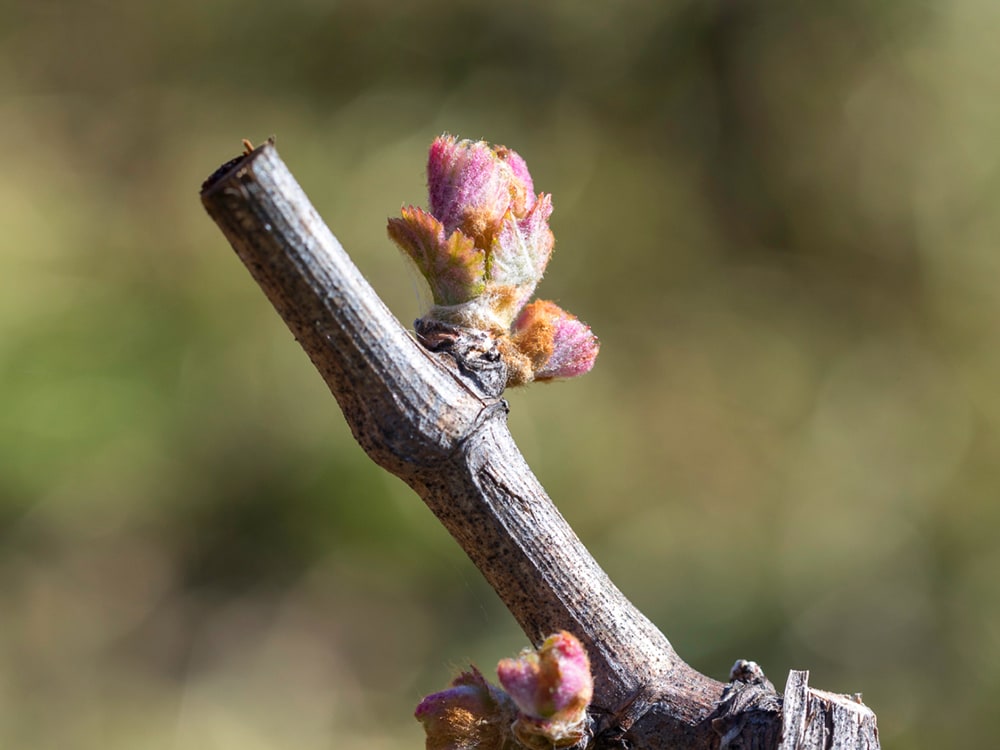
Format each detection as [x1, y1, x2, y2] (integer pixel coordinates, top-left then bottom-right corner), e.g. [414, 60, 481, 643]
[511, 301, 600, 381]
[388, 135, 598, 386]
[427, 135, 530, 246]
[497, 631, 593, 720]
[414, 668, 515, 750]
[497, 632, 593, 748]
[389, 135, 553, 328]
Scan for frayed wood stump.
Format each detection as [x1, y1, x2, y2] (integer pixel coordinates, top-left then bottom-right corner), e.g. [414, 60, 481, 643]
[779, 671, 878, 750]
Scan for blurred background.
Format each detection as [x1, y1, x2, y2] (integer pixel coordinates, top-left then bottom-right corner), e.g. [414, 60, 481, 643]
[2, 1, 998, 747]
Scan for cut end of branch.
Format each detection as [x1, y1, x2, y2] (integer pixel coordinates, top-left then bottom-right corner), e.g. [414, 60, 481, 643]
[778, 671, 879, 750]
[200, 138, 276, 194]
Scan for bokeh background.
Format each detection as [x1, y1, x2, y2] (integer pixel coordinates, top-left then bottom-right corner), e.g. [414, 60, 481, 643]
[3, 1, 998, 747]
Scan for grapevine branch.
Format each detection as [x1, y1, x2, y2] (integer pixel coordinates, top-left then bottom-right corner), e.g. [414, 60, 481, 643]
[200, 142, 879, 750]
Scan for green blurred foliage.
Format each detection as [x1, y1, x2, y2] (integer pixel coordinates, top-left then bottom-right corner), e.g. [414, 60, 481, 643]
[2, 0, 999, 747]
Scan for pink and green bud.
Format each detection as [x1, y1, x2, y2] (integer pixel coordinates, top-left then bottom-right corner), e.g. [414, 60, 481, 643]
[497, 631, 593, 720]
[416, 634, 594, 750]
[497, 631, 593, 748]
[415, 667, 517, 750]
[388, 135, 598, 386]
[389, 134, 553, 330]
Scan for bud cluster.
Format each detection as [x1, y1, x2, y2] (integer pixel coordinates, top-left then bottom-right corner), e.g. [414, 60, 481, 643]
[388, 135, 599, 386]
[415, 631, 594, 750]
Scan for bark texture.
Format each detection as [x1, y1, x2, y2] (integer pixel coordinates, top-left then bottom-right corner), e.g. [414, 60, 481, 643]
[200, 142, 879, 750]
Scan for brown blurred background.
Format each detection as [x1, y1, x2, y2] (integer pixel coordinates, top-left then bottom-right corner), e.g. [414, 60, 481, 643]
[2, 1, 998, 747]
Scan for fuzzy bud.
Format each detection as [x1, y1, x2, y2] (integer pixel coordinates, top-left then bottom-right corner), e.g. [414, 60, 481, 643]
[511, 300, 599, 382]
[388, 135, 598, 386]
[497, 631, 593, 748]
[415, 668, 518, 750]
